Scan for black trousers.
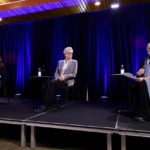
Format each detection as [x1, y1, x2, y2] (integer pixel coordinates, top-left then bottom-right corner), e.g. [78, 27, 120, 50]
[135, 80, 150, 120]
[0, 79, 7, 97]
[43, 80, 66, 106]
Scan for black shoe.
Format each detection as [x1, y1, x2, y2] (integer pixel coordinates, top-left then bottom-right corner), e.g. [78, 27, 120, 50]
[34, 105, 47, 112]
[134, 116, 146, 122]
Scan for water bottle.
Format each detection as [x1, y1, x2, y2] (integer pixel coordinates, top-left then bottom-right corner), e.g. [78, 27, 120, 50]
[38, 68, 42, 77]
[120, 65, 125, 74]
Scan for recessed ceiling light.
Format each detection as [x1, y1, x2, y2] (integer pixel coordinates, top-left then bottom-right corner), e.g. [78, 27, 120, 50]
[95, 1, 101, 6]
[111, 3, 120, 9]
[111, 0, 120, 9]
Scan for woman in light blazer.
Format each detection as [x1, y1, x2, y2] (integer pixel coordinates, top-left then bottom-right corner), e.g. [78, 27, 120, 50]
[35, 47, 78, 112]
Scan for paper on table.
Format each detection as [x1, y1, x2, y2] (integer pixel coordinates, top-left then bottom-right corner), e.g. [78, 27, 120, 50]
[123, 73, 137, 80]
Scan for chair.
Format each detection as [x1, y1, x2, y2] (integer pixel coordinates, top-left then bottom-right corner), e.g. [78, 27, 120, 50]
[55, 77, 76, 108]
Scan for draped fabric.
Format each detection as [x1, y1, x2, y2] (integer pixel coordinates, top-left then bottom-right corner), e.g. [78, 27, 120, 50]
[0, 3, 150, 99]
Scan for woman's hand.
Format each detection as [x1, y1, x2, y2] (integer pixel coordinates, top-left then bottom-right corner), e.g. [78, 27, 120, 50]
[136, 68, 145, 76]
[135, 77, 145, 82]
[58, 76, 65, 81]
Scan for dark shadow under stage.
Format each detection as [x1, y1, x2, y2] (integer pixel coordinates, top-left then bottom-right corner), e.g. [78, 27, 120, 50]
[0, 98, 150, 150]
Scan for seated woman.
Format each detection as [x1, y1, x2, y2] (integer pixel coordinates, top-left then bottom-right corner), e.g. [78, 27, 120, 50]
[135, 42, 150, 121]
[35, 47, 78, 112]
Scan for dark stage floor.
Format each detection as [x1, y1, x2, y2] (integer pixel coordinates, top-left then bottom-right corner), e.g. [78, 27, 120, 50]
[0, 98, 150, 134]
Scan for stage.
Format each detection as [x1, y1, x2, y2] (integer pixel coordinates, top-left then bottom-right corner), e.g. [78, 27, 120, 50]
[0, 98, 150, 150]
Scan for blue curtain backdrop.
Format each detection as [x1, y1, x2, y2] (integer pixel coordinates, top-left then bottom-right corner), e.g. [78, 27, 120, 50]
[0, 3, 150, 99]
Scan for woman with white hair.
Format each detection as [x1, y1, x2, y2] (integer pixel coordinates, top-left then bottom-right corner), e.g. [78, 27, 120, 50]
[35, 47, 78, 112]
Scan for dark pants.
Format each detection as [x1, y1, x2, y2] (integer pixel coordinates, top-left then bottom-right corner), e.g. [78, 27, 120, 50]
[0, 79, 7, 97]
[135, 80, 150, 120]
[43, 80, 66, 106]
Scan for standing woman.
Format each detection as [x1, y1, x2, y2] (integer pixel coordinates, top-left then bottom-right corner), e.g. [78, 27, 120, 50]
[135, 43, 150, 121]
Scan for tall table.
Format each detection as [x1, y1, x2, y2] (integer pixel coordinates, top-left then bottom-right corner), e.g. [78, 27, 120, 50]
[110, 73, 136, 111]
[30, 76, 53, 99]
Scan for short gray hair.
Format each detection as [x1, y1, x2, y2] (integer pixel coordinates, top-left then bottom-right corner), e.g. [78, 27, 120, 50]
[63, 47, 73, 54]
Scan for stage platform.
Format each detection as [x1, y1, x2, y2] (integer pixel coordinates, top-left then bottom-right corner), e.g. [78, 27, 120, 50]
[0, 98, 150, 150]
